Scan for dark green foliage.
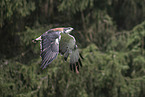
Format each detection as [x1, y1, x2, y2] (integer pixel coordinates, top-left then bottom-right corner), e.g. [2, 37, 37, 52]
[108, 0, 145, 30]
[1, 23, 145, 97]
[0, 0, 145, 97]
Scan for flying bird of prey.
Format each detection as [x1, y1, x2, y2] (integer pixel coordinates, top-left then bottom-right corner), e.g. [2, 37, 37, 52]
[33, 27, 83, 73]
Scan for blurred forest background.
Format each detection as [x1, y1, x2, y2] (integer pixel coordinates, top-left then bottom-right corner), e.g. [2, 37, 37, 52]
[0, 0, 145, 97]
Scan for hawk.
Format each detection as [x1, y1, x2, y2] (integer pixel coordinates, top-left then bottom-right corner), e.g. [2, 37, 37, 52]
[33, 27, 83, 73]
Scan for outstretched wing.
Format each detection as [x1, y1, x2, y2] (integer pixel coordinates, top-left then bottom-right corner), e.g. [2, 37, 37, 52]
[40, 31, 61, 69]
[69, 46, 83, 73]
[59, 34, 83, 73]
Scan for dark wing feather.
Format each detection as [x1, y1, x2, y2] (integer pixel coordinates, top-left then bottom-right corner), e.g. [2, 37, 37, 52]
[69, 48, 83, 73]
[40, 31, 60, 69]
[64, 49, 69, 61]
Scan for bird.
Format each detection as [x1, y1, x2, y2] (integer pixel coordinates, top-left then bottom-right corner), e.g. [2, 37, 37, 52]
[32, 27, 83, 73]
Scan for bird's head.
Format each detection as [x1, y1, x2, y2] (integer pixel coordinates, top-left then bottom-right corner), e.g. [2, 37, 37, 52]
[63, 27, 74, 34]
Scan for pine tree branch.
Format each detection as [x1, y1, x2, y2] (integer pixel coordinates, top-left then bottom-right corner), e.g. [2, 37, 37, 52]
[63, 80, 70, 97]
[30, 76, 48, 95]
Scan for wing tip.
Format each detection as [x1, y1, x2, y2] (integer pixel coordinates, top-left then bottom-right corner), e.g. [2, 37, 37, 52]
[79, 53, 84, 60]
[78, 58, 83, 67]
[69, 59, 82, 74]
[64, 57, 67, 61]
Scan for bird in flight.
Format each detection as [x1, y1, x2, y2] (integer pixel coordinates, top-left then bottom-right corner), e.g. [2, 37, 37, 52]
[33, 27, 83, 73]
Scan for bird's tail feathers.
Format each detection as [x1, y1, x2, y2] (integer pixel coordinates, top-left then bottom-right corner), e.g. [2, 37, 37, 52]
[32, 36, 42, 43]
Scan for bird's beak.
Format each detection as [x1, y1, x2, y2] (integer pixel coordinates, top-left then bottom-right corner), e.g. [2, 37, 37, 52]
[71, 28, 74, 31]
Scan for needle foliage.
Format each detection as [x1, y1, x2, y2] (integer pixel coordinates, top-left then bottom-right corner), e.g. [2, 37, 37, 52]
[0, 0, 145, 97]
